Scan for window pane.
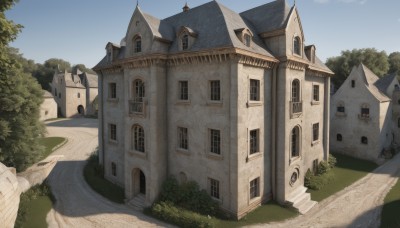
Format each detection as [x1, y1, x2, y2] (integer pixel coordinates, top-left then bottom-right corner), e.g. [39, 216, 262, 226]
[178, 127, 188, 150]
[313, 123, 319, 141]
[250, 79, 260, 101]
[210, 80, 221, 101]
[313, 85, 319, 101]
[210, 178, 220, 199]
[250, 130, 258, 155]
[210, 129, 221, 155]
[250, 178, 259, 199]
[179, 81, 189, 100]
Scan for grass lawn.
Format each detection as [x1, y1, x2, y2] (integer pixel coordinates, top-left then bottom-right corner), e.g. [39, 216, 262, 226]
[83, 155, 125, 204]
[213, 201, 298, 227]
[381, 179, 400, 227]
[15, 183, 54, 228]
[38, 137, 66, 159]
[308, 153, 378, 202]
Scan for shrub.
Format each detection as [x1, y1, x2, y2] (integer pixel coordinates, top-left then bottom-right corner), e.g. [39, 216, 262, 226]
[158, 177, 181, 203]
[328, 155, 337, 168]
[304, 169, 313, 188]
[150, 201, 214, 228]
[317, 160, 330, 175]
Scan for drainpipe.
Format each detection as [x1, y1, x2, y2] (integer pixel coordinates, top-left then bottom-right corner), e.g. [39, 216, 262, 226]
[271, 63, 278, 199]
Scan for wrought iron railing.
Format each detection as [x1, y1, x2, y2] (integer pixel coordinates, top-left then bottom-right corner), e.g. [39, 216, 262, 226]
[129, 97, 145, 114]
[290, 101, 303, 115]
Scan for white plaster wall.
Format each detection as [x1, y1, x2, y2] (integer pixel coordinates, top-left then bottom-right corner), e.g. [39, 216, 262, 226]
[0, 164, 20, 228]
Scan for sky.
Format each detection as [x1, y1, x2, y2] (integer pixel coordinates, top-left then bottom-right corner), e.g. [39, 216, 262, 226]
[5, 0, 400, 68]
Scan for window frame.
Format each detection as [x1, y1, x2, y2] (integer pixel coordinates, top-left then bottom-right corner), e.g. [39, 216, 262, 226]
[111, 162, 117, 176]
[244, 33, 251, 47]
[178, 127, 189, 151]
[361, 136, 368, 145]
[210, 129, 221, 155]
[178, 80, 189, 101]
[313, 85, 320, 102]
[209, 178, 220, 200]
[134, 36, 142, 53]
[210, 80, 221, 102]
[293, 36, 301, 56]
[337, 134, 343, 142]
[249, 177, 260, 199]
[312, 123, 319, 142]
[290, 126, 300, 158]
[109, 123, 117, 142]
[249, 79, 260, 101]
[133, 125, 145, 153]
[108, 82, 117, 100]
[249, 129, 259, 155]
[182, 34, 189, 50]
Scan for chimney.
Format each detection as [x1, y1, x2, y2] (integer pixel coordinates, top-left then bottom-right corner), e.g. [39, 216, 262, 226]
[183, 2, 190, 12]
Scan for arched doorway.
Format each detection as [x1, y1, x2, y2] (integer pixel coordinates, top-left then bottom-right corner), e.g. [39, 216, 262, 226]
[132, 168, 146, 197]
[77, 105, 85, 115]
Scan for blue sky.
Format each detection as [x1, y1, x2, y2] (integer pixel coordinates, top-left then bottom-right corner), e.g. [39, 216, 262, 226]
[5, 0, 400, 68]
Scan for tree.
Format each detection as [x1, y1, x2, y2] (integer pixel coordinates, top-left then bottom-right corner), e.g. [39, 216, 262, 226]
[326, 48, 389, 88]
[389, 52, 400, 74]
[32, 58, 71, 91]
[0, 0, 45, 171]
[72, 64, 96, 74]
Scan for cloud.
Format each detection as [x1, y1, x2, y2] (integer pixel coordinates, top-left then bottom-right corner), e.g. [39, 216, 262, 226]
[314, 0, 367, 4]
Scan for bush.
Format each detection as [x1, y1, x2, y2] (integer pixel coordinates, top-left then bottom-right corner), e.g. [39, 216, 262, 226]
[306, 172, 335, 190]
[157, 177, 219, 216]
[304, 169, 313, 188]
[328, 155, 337, 168]
[150, 201, 214, 228]
[317, 160, 331, 175]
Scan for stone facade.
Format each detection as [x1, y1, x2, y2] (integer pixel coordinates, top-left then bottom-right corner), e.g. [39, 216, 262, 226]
[95, 0, 333, 218]
[330, 64, 400, 162]
[40, 90, 58, 121]
[0, 163, 20, 228]
[50, 70, 98, 118]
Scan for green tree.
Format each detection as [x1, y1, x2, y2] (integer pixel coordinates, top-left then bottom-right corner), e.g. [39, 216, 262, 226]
[72, 64, 96, 74]
[0, 0, 45, 171]
[388, 52, 400, 74]
[327, 48, 389, 88]
[32, 58, 71, 90]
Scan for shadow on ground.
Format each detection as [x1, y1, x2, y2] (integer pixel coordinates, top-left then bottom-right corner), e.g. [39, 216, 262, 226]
[46, 118, 98, 129]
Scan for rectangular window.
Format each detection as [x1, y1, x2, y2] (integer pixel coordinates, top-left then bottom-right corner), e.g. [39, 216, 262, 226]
[249, 129, 259, 155]
[337, 106, 345, 113]
[313, 85, 319, 101]
[210, 80, 221, 101]
[110, 124, 117, 141]
[249, 79, 260, 101]
[313, 123, 319, 141]
[209, 178, 220, 199]
[109, 83, 117, 99]
[250, 177, 260, 199]
[361, 108, 369, 117]
[210, 129, 221, 155]
[351, 80, 355, 88]
[178, 127, 188, 150]
[179, 81, 189, 100]
[111, 163, 117, 176]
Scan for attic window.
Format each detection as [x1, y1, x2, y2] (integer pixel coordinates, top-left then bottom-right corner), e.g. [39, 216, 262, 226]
[244, 34, 251, 47]
[351, 80, 355, 88]
[182, 34, 189, 50]
[294, 36, 301, 56]
[134, 36, 142, 53]
[107, 50, 112, 62]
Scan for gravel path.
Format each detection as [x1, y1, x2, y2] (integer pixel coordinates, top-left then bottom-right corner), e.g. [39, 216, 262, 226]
[44, 118, 170, 228]
[250, 153, 400, 228]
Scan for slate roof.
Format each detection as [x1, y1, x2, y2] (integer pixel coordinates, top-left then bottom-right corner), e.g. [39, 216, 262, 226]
[374, 72, 398, 95]
[240, 0, 291, 34]
[358, 64, 390, 102]
[83, 73, 98, 88]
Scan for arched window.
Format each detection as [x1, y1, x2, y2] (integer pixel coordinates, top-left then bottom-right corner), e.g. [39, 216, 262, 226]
[292, 79, 300, 102]
[134, 36, 142, 53]
[291, 126, 300, 157]
[133, 125, 145, 152]
[182, 34, 189, 50]
[361, 136, 368, 145]
[293, 36, 301, 55]
[337, 134, 342, 142]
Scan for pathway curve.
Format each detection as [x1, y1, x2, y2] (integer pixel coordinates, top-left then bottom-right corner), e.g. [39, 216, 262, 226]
[250, 153, 400, 228]
[44, 118, 170, 228]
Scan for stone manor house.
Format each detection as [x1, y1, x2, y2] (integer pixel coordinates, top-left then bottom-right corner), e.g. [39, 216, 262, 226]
[94, 0, 333, 218]
[331, 64, 400, 162]
[50, 69, 98, 117]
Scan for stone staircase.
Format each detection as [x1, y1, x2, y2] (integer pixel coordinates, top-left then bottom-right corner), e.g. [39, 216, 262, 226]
[287, 186, 317, 214]
[127, 194, 146, 211]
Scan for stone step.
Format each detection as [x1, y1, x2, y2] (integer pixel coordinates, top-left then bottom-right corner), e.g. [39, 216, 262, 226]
[293, 193, 311, 208]
[288, 186, 307, 203]
[127, 194, 146, 211]
[298, 199, 317, 214]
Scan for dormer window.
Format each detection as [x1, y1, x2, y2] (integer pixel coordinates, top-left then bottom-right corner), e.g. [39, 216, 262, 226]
[294, 36, 301, 56]
[107, 49, 112, 62]
[244, 34, 251, 47]
[182, 34, 189, 50]
[134, 36, 142, 53]
[235, 28, 253, 47]
[177, 26, 197, 51]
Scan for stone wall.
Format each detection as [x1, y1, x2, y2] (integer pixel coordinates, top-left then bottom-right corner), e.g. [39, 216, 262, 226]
[0, 163, 20, 228]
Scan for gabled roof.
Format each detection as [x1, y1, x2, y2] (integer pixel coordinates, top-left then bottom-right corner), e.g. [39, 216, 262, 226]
[83, 73, 98, 88]
[374, 72, 398, 95]
[357, 64, 390, 102]
[240, 0, 291, 34]
[142, 11, 174, 41]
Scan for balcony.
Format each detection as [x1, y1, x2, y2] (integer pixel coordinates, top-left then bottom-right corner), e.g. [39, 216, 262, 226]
[129, 97, 145, 116]
[290, 101, 303, 118]
[358, 113, 370, 121]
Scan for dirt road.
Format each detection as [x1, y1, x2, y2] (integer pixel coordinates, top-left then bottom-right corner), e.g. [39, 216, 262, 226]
[44, 118, 169, 228]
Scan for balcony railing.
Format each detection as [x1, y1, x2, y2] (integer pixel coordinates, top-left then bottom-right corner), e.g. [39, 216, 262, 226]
[290, 101, 303, 117]
[358, 113, 370, 121]
[129, 97, 145, 115]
